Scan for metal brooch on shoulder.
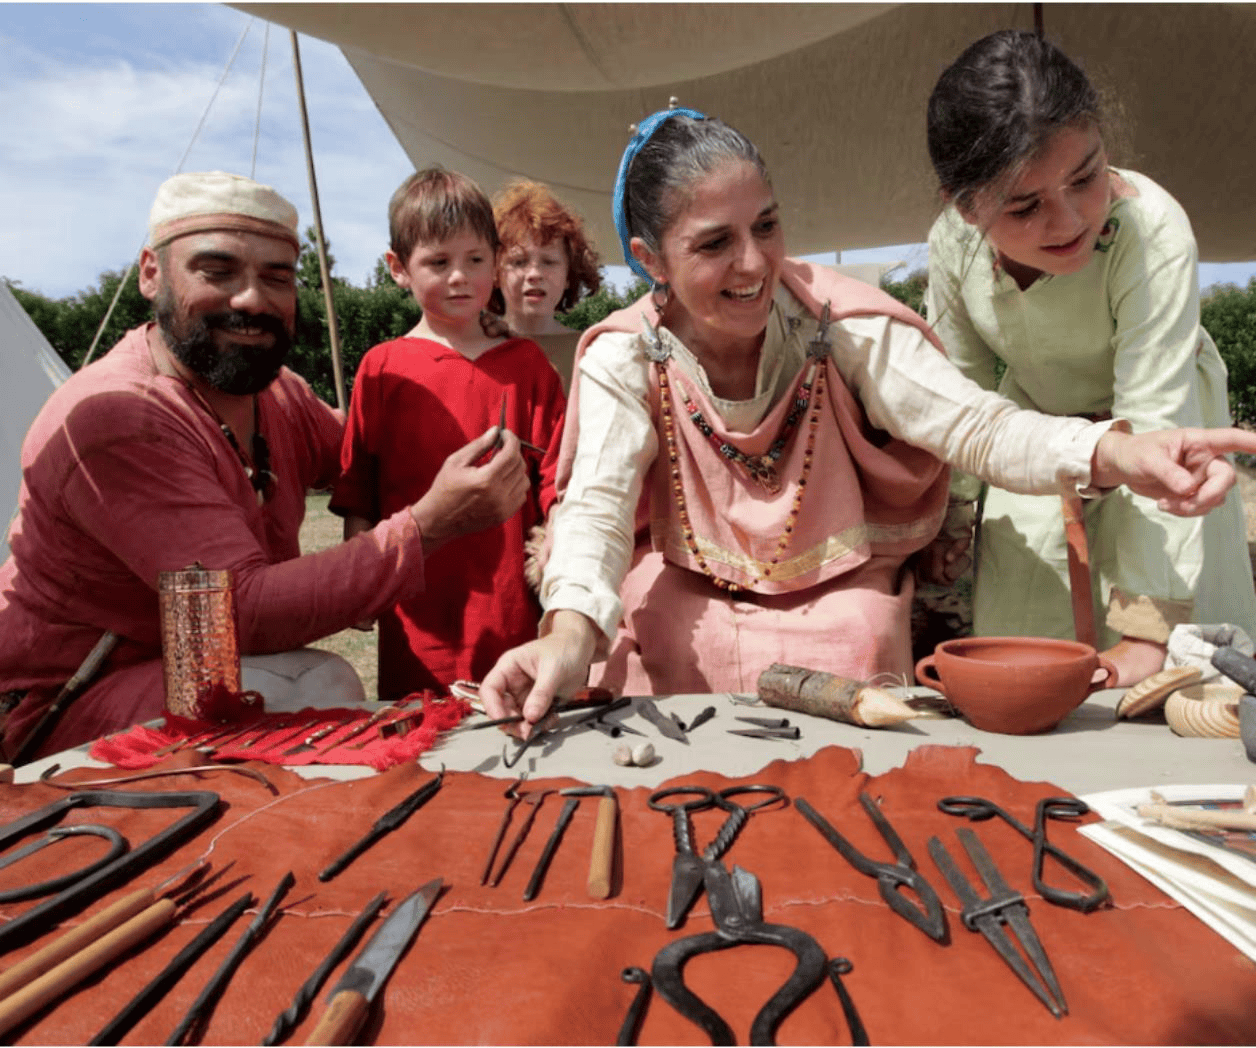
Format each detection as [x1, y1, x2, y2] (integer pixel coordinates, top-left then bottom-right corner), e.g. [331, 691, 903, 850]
[806, 301, 833, 360]
[642, 317, 673, 363]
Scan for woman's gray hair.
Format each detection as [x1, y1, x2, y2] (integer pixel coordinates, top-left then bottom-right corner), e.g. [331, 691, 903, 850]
[623, 115, 771, 256]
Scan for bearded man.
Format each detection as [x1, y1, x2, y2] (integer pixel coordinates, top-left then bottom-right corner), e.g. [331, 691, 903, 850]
[0, 172, 529, 760]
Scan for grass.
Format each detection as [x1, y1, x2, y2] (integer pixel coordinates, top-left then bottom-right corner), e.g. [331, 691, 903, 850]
[299, 492, 379, 700]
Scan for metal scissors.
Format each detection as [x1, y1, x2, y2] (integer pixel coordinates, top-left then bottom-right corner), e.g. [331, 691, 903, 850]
[796, 792, 947, 942]
[648, 783, 787, 929]
[650, 860, 829, 1046]
[937, 795, 1109, 912]
[928, 827, 1067, 1018]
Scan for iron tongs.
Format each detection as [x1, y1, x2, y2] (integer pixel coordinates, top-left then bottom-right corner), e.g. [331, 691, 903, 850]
[651, 861, 828, 1045]
[796, 793, 947, 942]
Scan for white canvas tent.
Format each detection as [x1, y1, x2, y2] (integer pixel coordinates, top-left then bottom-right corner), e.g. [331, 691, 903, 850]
[0, 283, 71, 561]
[237, 2, 1256, 264]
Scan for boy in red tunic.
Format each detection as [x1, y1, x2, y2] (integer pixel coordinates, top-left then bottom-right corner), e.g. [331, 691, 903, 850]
[332, 169, 565, 699]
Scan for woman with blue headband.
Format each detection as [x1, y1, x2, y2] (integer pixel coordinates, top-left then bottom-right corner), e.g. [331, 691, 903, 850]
[480, 106, 1256, 733]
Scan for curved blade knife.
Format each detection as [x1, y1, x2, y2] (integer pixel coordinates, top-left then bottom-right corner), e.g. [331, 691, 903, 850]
[303, 878, 443, 1045]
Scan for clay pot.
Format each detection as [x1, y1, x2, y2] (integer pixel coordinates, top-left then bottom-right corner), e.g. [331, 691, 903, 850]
[915, 636, 1119, 735]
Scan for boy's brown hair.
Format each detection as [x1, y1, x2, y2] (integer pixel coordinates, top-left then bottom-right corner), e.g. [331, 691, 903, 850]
[388, 166, 499, 263]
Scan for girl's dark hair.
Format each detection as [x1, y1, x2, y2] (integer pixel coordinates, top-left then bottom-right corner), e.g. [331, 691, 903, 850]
[926, 30, 1102, 208]
[623, 115, 771, 255]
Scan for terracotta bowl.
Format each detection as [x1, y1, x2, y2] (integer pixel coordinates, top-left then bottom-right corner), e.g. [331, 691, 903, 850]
[914, 636, 1119, 735]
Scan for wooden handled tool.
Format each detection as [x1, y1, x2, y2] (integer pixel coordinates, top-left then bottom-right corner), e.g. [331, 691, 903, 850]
[305, 989, 372, 1046]
[559, 785, 617, 899]
[0, 886, 156, 1002]
[588, 792, 617, 899]
[302, 879, 442, 1047]
[0, 897, 177, 1037]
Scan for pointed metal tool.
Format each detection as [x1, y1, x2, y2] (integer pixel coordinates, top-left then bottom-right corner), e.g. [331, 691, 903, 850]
[637, 699, 688, 744]
[303, 879, 443, 1046]
[319, 767, 445, 881]
[929, 829, 1067, 1018]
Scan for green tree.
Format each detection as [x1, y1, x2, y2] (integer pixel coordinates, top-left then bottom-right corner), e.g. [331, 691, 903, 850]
[8, 267, 150, 370]
[881, 267, 928, 318]
[1202, 278, 1256, 428]
[560, 275, 648, 331]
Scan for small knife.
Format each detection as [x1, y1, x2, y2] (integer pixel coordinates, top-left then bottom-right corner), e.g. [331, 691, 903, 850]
[283, 723, 342, 757]
[303, 879, 443, 1046]
[637, 699, 689, 745]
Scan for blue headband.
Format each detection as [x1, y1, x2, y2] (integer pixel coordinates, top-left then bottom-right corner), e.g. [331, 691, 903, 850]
[612, 105, 707, 282]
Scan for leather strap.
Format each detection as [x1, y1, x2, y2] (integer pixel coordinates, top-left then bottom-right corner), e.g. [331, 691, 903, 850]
[1061, 495, 1098, 648]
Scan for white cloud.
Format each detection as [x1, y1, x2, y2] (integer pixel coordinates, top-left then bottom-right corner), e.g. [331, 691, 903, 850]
[3, 5, 1251, 303]
[0, 11, 414, 299]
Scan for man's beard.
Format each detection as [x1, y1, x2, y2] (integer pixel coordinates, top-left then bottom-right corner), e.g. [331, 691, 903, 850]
[156, 288, 293, 396]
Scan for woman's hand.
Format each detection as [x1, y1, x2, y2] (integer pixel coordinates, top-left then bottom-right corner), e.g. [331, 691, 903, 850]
[1100, 636, 1168, 687]
[1092, 426, 1256, 515]
[479, 611, 599, 738]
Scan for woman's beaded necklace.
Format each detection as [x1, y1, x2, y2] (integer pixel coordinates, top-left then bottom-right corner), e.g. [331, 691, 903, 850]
[645, 302, 832, 591]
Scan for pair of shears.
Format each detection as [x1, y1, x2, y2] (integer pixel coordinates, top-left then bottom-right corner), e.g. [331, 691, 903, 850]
[937, 795, 1109, 912]
[648, 783, 787, 929]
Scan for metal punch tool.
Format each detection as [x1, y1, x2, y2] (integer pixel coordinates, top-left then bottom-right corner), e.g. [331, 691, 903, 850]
[938, 795, 1109, 912]
[928, 827, 1067, 1018]
[796, 792, 947, 942]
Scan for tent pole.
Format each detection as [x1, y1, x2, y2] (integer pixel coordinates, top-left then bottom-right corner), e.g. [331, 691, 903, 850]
[1034, 3, 1044, 35]
[290, 29, 348, 412]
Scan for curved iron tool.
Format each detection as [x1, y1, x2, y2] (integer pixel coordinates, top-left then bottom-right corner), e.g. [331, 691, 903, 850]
[0, 789, 221, 954]
[937, 795, 1109, 912]
[0, 824, 128, 903]
[826, 958, 870, 1046]
[481, 776, 526, 885]
[651, 862, 828, 1046]
[795, 793, 947, 942]
[490, 788, 552, 888]
[616, 966, 652, 1046]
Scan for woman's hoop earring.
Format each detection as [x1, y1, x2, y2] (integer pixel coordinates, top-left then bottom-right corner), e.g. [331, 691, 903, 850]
[651, 281, 671, 310]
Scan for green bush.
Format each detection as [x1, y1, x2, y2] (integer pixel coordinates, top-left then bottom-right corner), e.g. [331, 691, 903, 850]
[1203, 277, 1256, 428]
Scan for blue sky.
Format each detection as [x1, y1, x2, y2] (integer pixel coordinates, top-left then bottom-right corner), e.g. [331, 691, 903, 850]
[3, 3, 1254, 302]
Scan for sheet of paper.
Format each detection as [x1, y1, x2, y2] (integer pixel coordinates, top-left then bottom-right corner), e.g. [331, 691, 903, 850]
[1081, 783, 1256, 889]
[1080, 820, 1256, 962]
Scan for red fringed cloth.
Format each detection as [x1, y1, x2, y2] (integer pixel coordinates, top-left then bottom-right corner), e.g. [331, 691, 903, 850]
[88, 691, 470, 771]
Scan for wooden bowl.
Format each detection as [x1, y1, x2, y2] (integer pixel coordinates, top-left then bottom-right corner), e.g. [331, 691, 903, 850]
[915, 636, 1119, 735]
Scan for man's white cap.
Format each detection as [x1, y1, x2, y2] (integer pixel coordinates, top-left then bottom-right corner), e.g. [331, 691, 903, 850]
[148, 171, 300, 250]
